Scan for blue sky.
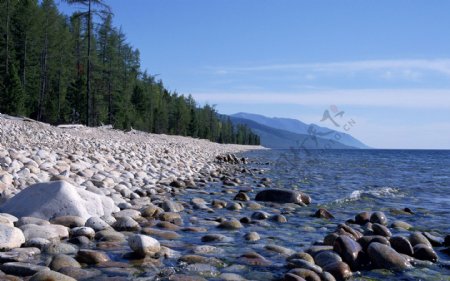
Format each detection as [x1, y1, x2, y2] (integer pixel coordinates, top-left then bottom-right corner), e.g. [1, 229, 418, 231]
[58, 0, 450, 149]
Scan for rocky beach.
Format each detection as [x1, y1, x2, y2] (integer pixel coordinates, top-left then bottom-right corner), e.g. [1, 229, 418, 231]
[0, 114, 450, 281]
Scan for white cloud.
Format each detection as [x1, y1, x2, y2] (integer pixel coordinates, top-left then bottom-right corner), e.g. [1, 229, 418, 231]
[192, 88, 450, 109]
[211, 58, 450, 77]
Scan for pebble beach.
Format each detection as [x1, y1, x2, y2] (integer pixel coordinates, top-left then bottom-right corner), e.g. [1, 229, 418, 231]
[0, 114, 449, 281]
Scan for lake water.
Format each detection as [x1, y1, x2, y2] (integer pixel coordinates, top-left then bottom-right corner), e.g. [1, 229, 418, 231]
[242, 149, 450, 280]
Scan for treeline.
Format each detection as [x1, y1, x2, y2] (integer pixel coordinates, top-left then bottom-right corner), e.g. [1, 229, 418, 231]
[0, 0, 260, 145]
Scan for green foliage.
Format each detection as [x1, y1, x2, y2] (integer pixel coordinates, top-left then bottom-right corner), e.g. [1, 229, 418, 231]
[0, 0, 260, 145]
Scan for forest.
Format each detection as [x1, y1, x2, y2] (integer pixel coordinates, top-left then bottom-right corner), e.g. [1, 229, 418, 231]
[0, 0, 260, 145]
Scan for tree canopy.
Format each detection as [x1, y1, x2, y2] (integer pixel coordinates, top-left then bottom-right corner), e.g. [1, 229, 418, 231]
[0, 0, 260, 145]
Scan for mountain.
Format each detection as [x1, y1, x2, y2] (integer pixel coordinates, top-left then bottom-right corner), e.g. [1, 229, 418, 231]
[230, 113, 369, 149]
[229, 116, 356, 149]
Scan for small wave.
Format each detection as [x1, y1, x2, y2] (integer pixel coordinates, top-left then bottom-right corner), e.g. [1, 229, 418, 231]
[333, 186, 400, 204]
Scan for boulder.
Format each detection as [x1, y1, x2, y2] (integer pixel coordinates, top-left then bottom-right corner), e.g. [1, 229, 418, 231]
[0, 224, 25, 250]
[255, 189, 311, 204]
[0, 181, 118, 220]
[367, 242, 412, 270]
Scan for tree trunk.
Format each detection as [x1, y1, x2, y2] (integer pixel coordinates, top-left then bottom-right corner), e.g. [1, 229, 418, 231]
[22, 33, 27, 96]
[108, 60, 112, 125]
[5, 0, 10, 75]
[86, 0, 92, 126]
[38, 26, 49, 121]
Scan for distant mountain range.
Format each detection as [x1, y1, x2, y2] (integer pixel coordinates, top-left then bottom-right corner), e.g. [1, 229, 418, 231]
[229, 112, 369, 149]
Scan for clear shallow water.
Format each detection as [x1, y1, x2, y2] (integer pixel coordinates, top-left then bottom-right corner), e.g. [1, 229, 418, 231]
[242, 149, 450, 280]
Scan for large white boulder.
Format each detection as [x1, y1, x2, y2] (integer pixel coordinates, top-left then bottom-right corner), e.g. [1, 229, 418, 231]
[0, 181, 118, 220]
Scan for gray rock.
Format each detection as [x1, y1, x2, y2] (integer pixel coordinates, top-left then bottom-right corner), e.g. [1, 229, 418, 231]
[255, 189, 311, 205]
[70, 227, 95, 239]
[20, 224, 68, 241]
[49, 254, 81, 271]
[0, 181, 118, 220]
[50, 216, 86, 228]
[313, 250, 342, 268]
[244, 232, 260, 241]
[85, 216, 110, 231]
[0, 224, 25, 250]
[112, 216, 140, 231]
[0, 262, 49, 276]
[367, 242, 412, 270]
[128, 234, 161, 256]
[30, 270, 76, 281]
[76, 249, 110, 264]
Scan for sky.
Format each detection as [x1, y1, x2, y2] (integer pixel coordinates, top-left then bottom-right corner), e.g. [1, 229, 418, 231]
[57, 0, 450, 149]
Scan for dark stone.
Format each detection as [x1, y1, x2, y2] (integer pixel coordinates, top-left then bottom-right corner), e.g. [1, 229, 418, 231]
[322, 261, 352, 281]
[314, 208, 335, 219]
[357, 235, 390, 251]
[367, 242, 412, 270]
[445, 235, 450, 247]
[287, 268, 321, 281]
[287, 259, 322, 274]
[255, 189, 311, 205]
[234, 192, 250, 202]
[313, 250, 342, 268]
[337, 224, 363, 240]
[409, 232, 432, 248]
[333, 235, 362, 269]
[390, 236, 414, 256]
[324, 233, 339, 246]
[372, 223, 392, 237]
[355, 212, 370, 225]
[370, 212, 388, 226]
[76, 249, 110, 264]
[413, 244, 438, 262]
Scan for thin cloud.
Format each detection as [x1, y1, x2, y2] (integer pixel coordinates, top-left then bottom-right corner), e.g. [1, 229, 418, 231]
[192, 89, 450, 109]
[211, 59, 450, 76]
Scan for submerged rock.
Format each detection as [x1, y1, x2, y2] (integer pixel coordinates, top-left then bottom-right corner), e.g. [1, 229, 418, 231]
[255, 189, 311, 205]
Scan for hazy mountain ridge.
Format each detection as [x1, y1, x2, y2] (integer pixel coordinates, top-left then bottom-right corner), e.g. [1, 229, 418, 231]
[230, 113, 369, 149]
[229, 116, 357, 149]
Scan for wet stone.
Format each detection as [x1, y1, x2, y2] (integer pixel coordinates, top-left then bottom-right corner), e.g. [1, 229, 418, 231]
[49, 254, 81, 271]
[244, 232, 260, 241]
[76, 249, 110, 264]
[29, 270, 76, 281]
[355, 211, 370, 225]
[333, 235, 362, 269]
[287, 268, 321, 281]
[0, 262, 49, 276]
[322, 261, 352, 281]
[372, 223, 392, 237]
[409, 232, 432, 248]
[358, 235, 390, 251]
[370, 211, 388, 226]
[413, 244, 438, 262]
[314, 208, 335, 220]
[313, 250, 342, 268]
[287, 259, 323, 274]
[217, 219, 242, 230]
[367, 242, 412, 270]
[390, 236, 414, 256]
